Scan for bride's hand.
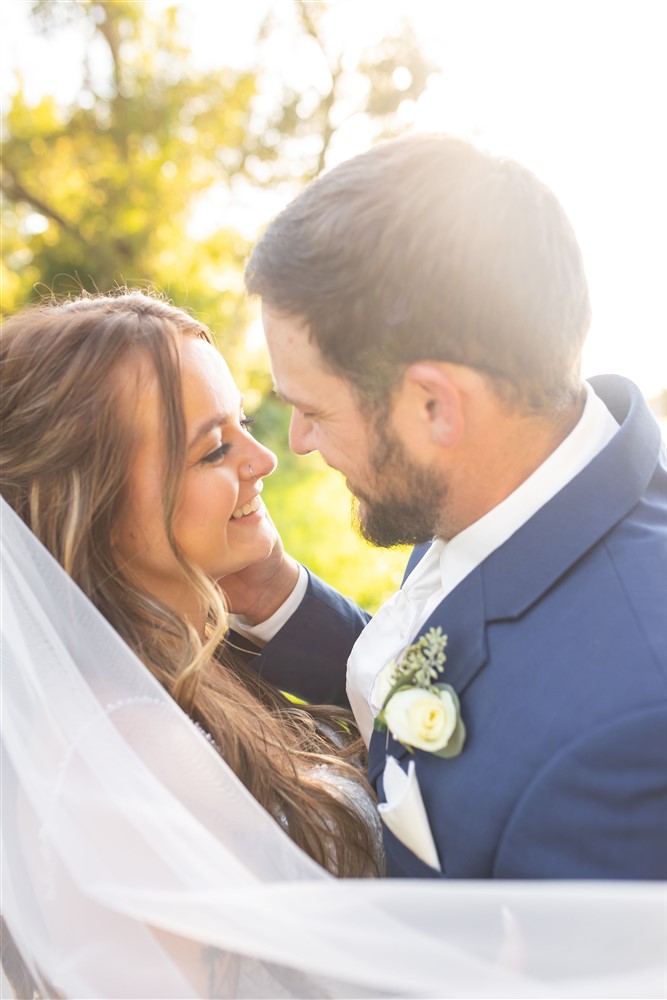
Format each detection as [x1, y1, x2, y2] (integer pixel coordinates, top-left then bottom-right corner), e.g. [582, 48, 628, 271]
[220, 511, 300, 624]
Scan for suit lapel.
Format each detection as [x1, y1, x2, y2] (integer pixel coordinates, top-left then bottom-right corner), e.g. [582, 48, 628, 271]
[421, 568, 488, 693]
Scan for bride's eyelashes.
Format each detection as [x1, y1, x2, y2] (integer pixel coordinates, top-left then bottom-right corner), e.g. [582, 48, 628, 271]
[200, 416, 257, 465]
[200, 443, 230, 464]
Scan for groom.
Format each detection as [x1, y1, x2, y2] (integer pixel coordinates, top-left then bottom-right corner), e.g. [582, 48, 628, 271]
[234, 135, 667, 879]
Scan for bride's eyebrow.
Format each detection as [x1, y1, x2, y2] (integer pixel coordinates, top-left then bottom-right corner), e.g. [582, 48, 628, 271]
[187, 396, 245, 450]
[187, 414, 228, 449]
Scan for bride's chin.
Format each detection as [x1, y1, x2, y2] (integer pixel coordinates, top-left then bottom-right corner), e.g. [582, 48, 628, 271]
[218, 536, 277, 576]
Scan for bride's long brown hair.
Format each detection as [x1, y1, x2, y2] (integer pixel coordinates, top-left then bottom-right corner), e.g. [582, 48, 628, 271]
[1, 290, 381, 878]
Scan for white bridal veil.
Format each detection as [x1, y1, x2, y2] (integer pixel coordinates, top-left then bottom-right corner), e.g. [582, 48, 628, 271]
[1, 496, 665, 999]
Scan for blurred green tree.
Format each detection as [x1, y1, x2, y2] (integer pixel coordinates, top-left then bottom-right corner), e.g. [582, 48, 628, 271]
[1, 1, 433, 330]
[1, 0, 430, 607]
[2, 0, 260, 355]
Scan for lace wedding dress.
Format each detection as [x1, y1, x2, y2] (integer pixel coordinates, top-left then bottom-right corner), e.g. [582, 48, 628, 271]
[2, 497, 664, 999]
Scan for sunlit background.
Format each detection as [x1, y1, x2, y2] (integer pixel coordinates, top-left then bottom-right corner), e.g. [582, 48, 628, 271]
[4, 0, 664, 397]
[2, 0, 665, 606]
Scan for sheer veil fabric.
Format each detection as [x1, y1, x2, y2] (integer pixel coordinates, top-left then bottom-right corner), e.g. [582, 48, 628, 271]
[1, 497, 665, 999]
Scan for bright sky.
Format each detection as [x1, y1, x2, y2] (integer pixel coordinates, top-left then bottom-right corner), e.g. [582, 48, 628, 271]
[2, 0, 666, 399]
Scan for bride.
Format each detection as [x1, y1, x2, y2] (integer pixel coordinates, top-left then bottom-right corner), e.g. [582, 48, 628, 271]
[1, 291, 663, 998]
[1, 290, 382, 877]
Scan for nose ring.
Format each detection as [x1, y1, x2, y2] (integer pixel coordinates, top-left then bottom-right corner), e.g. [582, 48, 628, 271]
[246, 464, 254, 479]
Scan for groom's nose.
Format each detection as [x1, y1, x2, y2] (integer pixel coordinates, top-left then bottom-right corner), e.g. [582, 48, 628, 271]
[288, 408, 314, 455]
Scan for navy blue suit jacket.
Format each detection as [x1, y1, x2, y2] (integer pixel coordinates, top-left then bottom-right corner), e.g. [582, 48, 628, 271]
[256, 376, 667, 879]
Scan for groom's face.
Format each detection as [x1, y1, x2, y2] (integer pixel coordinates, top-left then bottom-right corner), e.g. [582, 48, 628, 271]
[262, 307, 444, 547]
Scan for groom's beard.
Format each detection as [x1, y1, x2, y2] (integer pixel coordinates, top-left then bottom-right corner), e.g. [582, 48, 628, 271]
[350, 427, 446, 548]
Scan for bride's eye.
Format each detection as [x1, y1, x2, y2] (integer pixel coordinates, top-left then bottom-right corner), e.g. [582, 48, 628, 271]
[200, 443, 231, 464]
[241, 415, 256, 433]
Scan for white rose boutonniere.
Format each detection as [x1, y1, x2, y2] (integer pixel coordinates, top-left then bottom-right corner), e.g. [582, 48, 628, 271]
[373, 627, 466, 759]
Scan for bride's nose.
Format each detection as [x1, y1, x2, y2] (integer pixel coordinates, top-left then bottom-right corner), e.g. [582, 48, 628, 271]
[240, 440, 277, 482]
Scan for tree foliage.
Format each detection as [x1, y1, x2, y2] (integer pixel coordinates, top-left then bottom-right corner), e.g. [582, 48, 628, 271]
[3, 1, 260, 357]
[2, 1, 433, 336]
[2, 0, 428, 606]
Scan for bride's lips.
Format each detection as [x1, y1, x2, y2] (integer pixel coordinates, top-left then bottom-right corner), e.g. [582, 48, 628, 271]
[230, 495, 263, 520]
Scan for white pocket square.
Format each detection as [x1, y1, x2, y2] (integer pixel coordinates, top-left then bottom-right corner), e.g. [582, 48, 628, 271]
[378, 757, 441, 872]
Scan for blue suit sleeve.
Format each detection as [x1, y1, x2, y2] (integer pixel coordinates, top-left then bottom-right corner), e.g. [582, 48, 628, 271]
[252, 569, 371, 708]
[493, 704, 667, 879]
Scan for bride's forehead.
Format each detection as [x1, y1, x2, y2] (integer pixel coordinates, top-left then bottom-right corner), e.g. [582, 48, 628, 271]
[179, 337, 239, 405]
[179, 333, 227, 371]
[111, 337, 241, 437]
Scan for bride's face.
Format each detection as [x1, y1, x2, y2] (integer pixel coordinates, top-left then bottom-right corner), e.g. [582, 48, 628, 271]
[112, 335, 277, 617]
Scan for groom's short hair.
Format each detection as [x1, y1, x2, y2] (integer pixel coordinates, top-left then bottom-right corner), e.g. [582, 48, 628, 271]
[246, 134, 591, 413]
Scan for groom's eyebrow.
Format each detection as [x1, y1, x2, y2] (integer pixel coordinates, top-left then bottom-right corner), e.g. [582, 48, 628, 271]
[271, 384, 320, 415]
[272, 385, 300, 407]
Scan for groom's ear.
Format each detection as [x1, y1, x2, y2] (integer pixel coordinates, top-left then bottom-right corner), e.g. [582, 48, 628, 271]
[397, 362, 465, 449]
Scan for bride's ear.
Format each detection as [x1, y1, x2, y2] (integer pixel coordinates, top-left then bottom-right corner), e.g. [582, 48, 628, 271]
[398, 362, 465, 449]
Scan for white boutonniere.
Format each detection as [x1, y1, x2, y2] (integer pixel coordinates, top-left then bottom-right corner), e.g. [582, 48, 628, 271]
[373, 627, 466, 758]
